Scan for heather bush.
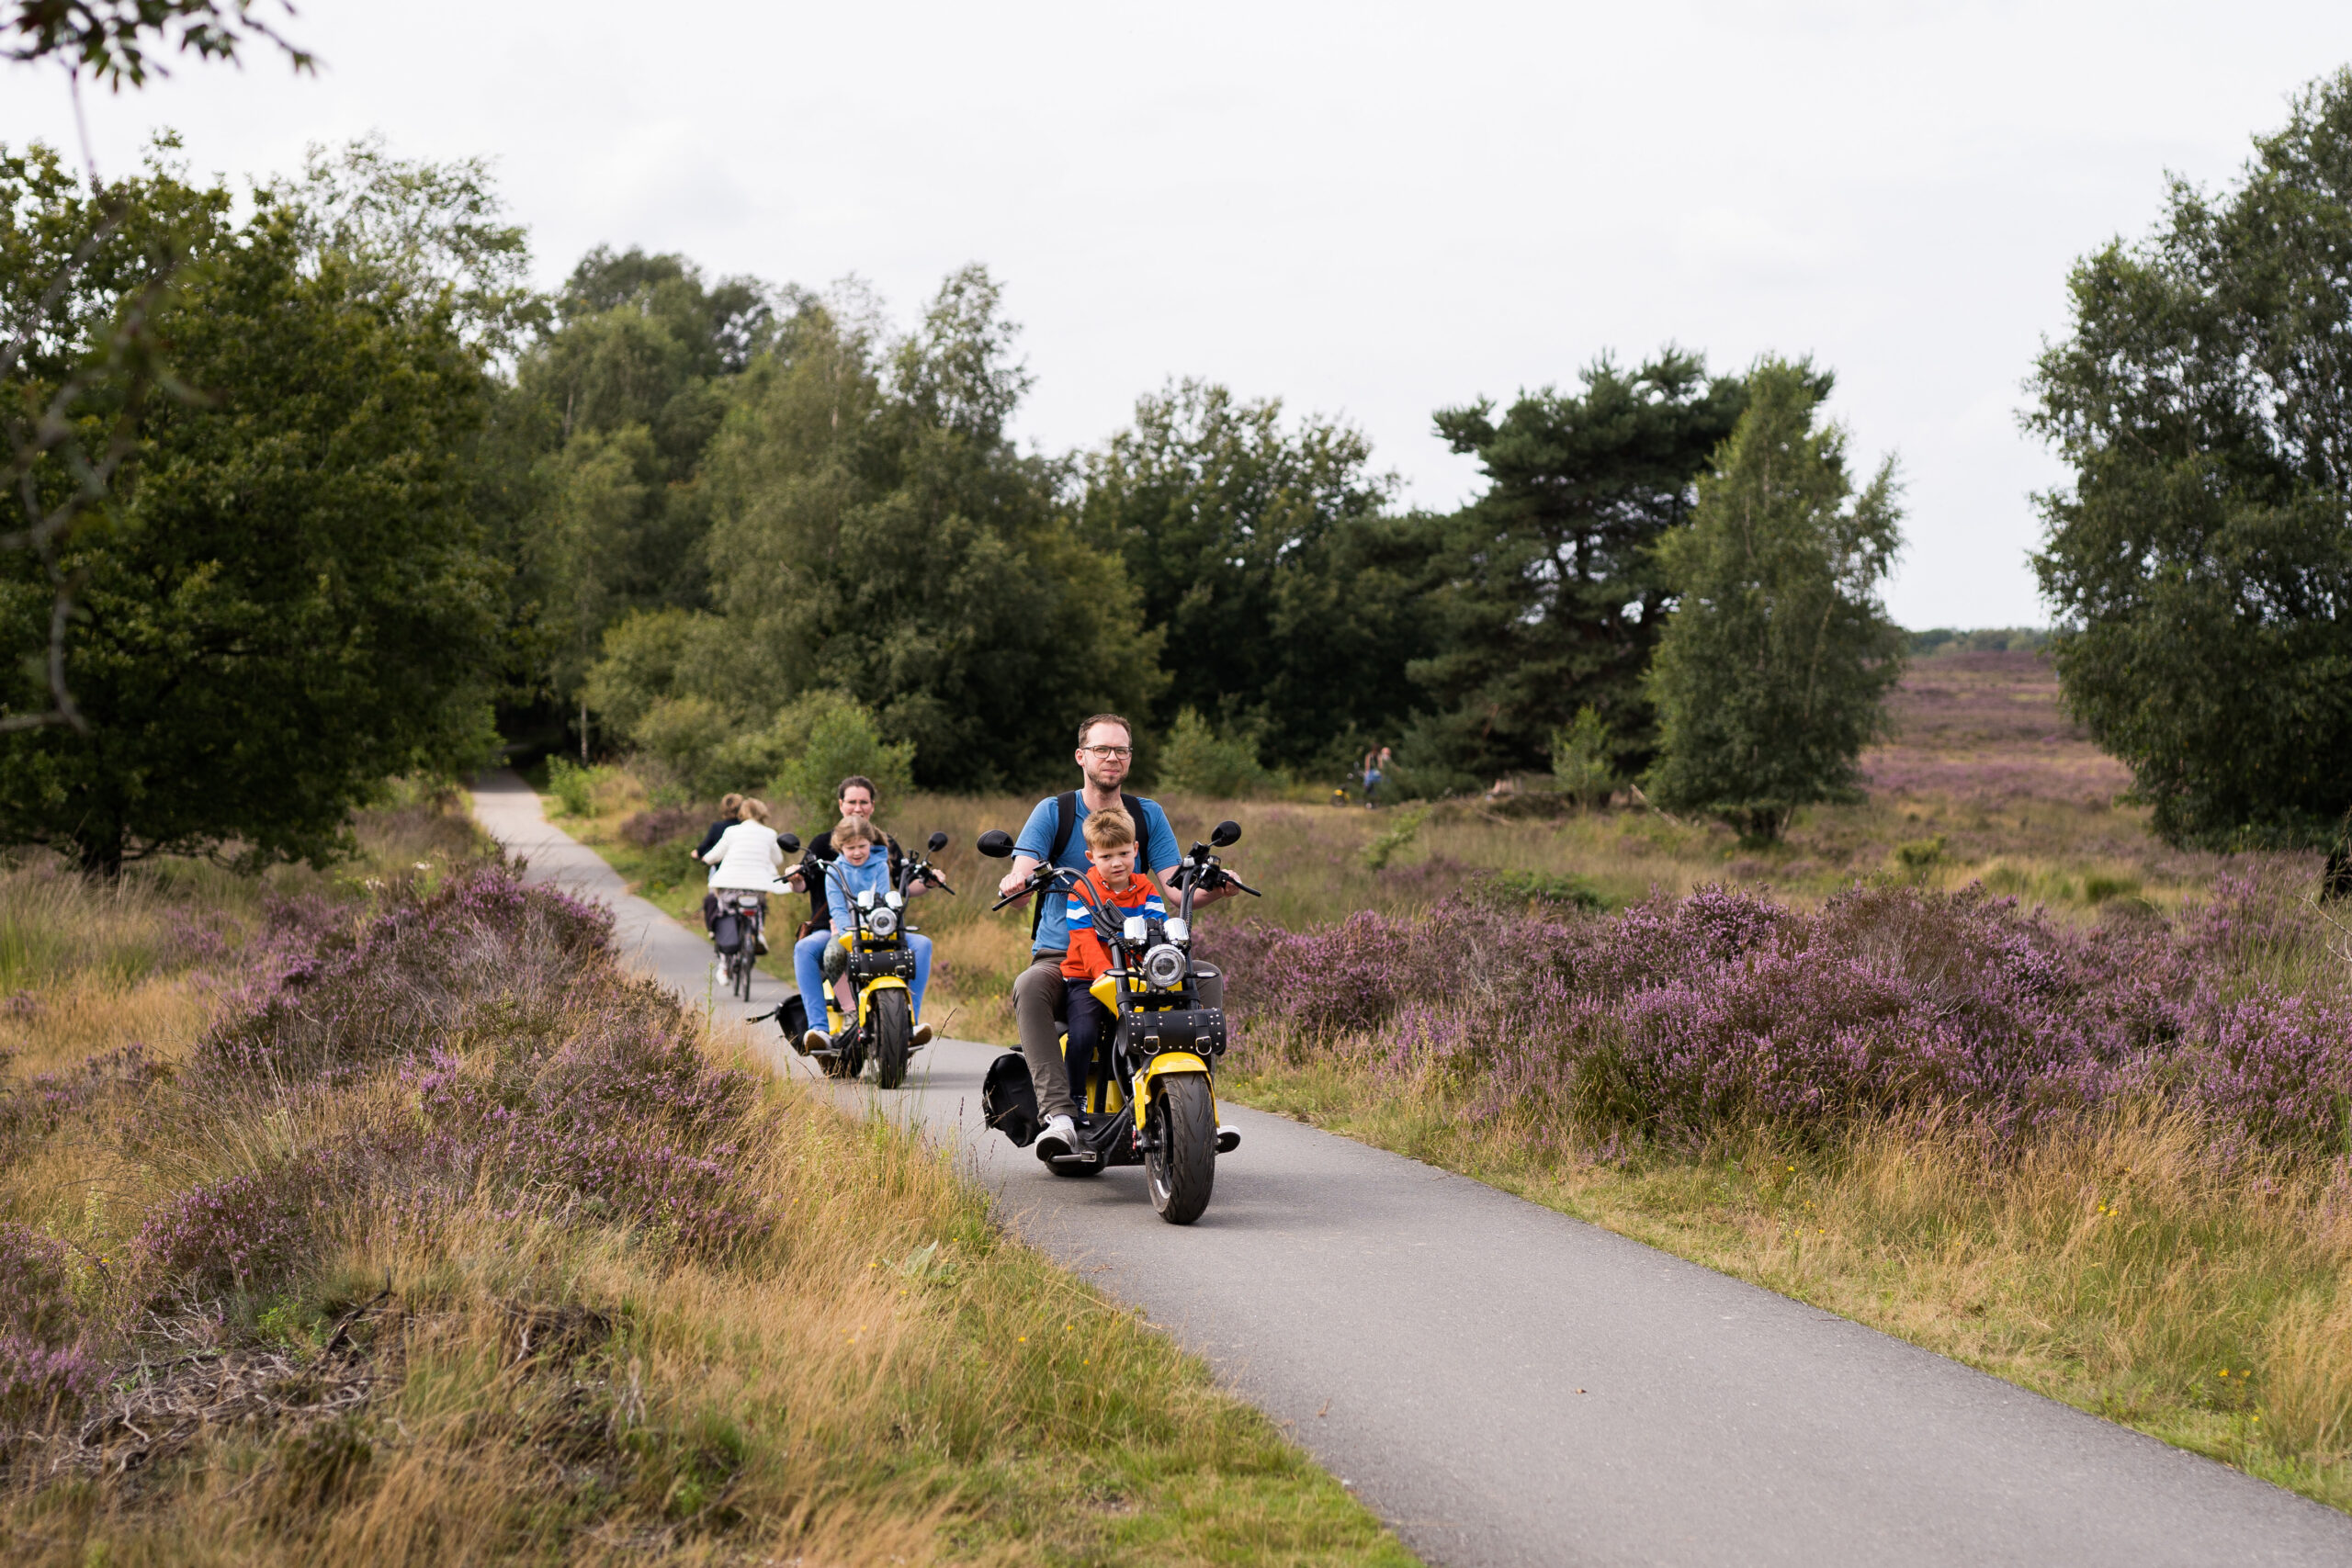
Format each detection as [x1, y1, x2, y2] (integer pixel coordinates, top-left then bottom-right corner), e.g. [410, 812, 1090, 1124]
[1218, 868, 2350, 1156]
[119, 863, 769, 1294]
[621, 803, 698, 847]
[0, 1335, 99, 1426]
[0, 1043, 162, 1152]
[137, 1170, 323, 1291]
[0, 1224, 76, 1343]
[196, 863, 613, 1082]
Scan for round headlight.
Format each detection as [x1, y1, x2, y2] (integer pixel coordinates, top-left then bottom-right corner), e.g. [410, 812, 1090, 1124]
[1141, 942, 1188, 990]
[868, 907, 899, 939]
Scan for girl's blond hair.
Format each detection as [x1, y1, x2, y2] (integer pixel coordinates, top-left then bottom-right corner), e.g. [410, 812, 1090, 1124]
[738, 798, 772, 825]
[832, 815, 876, 846]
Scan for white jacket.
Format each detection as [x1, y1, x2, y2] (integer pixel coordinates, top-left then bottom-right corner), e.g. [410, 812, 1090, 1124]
[703, 821, 787, 891]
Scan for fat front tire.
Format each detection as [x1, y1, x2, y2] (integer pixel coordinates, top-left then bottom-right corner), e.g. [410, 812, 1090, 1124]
[872, 990, 912, 1089]
[1145, 1075, 1216, 1224]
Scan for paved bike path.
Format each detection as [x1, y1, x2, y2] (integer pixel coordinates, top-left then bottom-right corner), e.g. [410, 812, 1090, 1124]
[470, 772, 2352, 1568]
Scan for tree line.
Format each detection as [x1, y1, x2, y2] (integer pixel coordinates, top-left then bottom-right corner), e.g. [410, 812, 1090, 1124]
[511, 259, 1908, 818]
[7, 53, 2351, 870]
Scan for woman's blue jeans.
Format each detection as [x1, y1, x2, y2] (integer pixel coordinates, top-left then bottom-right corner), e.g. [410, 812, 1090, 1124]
[794, 930, 931, 1028]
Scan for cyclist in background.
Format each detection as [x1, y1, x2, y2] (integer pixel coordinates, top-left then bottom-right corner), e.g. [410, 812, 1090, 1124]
[694, 793, 747, 937]
[692, 794, 747, 864]
[702, 798, 788, 965]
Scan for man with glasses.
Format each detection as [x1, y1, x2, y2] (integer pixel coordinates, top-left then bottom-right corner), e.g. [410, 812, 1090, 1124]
[996, 713, 1231, 1162]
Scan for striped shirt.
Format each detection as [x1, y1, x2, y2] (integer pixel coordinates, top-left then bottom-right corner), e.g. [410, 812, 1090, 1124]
[1060, 868, 1165, 981]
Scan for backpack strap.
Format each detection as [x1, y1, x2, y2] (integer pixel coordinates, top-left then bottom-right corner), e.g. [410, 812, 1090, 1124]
[1121, 793, 1148, 864]
[1032, 791, 1081, 943]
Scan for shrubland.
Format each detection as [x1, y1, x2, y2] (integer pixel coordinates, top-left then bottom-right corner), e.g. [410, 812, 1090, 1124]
[0, 798, 1408, 1566]
[550, 633, 2352, 1513]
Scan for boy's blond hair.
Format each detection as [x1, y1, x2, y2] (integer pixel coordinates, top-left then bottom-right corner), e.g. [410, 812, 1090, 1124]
[832, 815, 876, 847]
[1082, 807, 1136, 851]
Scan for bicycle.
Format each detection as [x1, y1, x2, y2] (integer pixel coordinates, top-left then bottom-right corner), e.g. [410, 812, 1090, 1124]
[712, 890, 766, 1001]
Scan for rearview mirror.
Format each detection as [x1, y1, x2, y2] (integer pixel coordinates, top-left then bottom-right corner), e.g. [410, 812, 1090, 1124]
[976, 829, 1014, 860]
[776, 833, 801, 854]
[1211, 819, 1242, 848]
[927, 830, 950, 853]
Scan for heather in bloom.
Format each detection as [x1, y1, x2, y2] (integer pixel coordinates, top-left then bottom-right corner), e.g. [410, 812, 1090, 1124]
[1213, 864, 2349, 1155]
[119, 864, 765, 1294]
[0, 1224, 77, 1343]
[0, 1335, 99, 1425]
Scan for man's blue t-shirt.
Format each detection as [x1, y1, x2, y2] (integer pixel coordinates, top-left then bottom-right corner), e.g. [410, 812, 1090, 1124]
[1013, 794, 1181, 953]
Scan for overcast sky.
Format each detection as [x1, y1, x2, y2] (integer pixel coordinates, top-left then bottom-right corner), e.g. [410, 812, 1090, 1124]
[7, 1, 2349, 627]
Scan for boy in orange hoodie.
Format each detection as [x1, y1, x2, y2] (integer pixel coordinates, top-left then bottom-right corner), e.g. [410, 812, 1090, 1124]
[1057, 808, 1165, 1115]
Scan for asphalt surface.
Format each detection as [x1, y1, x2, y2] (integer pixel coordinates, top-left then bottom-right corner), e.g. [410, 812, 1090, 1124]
[471, 771, 2352, 1567]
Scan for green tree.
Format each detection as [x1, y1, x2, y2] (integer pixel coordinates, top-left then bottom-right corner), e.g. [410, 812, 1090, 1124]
[692, 268, 1163, 791]
[1645, 359, 1905, 842]
[752, 691, 915, 833]
[1419, 350, 1751, 780]
[269, 133, 545, 358]
[6, 1, 311, 85]
[1080, 379, 1424, 766]
[1550, 705, 1617, 809]
[1157, 707, 1272, 796]
[500, 247, 778, 736]
[0, 161, 501, 871]
[2028, 70, 2352, 848]
[5, 0, 311, 735]
[531, 424, 662, 752]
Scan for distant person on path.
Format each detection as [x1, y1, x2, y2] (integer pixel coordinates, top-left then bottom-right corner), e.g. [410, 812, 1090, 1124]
[1362, 746, 1392, 808]
[694, 793, 746, 931]
[995, 713, 1233, 1163]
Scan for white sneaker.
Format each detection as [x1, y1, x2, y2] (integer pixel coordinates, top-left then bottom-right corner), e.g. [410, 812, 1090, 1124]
[910, 1022, 934, 1047]
[1035, 1114, 1078, 1161]
[802, 1028, 831, 1054]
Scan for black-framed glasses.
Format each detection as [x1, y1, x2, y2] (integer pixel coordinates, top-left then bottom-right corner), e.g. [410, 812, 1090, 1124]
[1080, 745, 1134, 758]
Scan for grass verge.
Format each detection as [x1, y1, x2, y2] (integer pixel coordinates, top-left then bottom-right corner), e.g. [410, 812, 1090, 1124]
[1227, 1062, 2352, 1511]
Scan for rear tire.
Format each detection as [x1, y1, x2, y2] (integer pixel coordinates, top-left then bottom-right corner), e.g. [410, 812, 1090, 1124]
[872, 989, 912, 1089]
[1145, 1075, 1216, 1224]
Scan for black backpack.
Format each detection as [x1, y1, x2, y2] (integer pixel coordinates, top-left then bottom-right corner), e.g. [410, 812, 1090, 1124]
[982, 1050, 1040, 1146]
[1031, 789, 1148, 942]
